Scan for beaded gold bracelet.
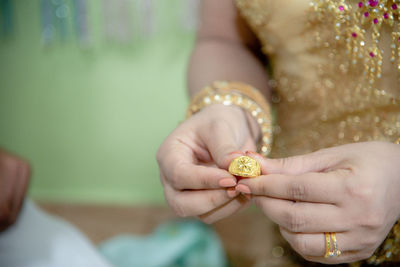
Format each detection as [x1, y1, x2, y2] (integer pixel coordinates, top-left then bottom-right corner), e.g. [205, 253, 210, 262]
[186, 81, 273, 157]
[366, 137, 400, 265]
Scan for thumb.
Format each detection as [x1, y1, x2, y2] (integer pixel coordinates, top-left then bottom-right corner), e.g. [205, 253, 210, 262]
[245, 149, 338, 175]
[200, 120, 245, 169]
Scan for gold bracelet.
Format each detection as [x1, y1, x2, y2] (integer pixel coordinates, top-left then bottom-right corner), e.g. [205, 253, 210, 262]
[186, 81, 273, 157]
[366, 137, 400, 264]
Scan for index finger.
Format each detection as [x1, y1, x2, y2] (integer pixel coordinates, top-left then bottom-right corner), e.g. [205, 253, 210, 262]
[159, 139, 241, 190]
[237, 171, 347, 204]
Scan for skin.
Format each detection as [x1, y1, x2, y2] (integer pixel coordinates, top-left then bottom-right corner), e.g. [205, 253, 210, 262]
[237, 144, 400, 264]
[0, 149, 31, 232]
[157, 0, 400, 264]
[157, 0, 269, 224]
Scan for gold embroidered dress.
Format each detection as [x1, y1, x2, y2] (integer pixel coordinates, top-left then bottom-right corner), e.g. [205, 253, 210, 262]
[236, 0, 400, 158]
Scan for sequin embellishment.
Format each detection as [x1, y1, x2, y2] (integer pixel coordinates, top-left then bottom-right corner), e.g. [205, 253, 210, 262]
[311, 0, 400, 85]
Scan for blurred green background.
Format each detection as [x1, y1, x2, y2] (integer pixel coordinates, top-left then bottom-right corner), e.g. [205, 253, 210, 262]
[0, 0, 195, 204]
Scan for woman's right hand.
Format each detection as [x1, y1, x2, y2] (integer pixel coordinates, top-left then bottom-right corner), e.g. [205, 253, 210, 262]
[157, 104, 259, 223]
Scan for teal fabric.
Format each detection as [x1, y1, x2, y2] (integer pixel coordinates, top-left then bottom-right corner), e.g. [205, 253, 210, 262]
[98, 220, 227, 267]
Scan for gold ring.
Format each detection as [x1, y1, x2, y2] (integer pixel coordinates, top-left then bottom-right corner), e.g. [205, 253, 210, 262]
[324, 232, 341, 258]
[324, 233, 332, 258]
[228, 156, 261, 178]
[331, 233, 342, 257]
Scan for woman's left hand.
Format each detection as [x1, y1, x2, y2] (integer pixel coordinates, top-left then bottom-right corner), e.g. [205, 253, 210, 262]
[236, 141, 400, 264]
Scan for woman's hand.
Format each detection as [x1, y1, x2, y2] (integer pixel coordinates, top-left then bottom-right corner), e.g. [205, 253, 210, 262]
[0, 149, 30, 232]
[236, 142, 400, 264]
[157, 104, 259, 224]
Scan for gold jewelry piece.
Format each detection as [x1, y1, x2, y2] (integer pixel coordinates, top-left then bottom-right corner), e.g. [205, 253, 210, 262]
[324, 232, 332, 258]
[331, 233, 342, 257]
[186, 81, 273, 157]
[367, 137, 400, 264]
[325, 232, 341, 258]
[228, 156, 261, 178]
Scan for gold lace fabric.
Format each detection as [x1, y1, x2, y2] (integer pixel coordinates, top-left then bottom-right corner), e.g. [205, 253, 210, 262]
[235, 0, 400, 158]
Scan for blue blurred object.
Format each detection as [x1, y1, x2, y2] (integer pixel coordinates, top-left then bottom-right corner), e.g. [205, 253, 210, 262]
[98, 220, 228, 267]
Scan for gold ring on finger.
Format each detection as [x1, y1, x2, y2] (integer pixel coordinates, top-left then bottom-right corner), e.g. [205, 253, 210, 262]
[331, 233, 342, 257]
[324, 232, 341, 258]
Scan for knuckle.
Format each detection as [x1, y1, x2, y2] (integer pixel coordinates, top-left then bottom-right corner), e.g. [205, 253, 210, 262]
[285, 208, 306, 232]
[208, 193, 220, 208]
[361, 212, 385, 229]
[288, 182, 307, 201]
[345, 183, 374, 203]
[168, 175, 180, 190]
[170, 164, 184, 189]
[169, 200, 187, 218]
[256, 180, 268, 195]
[277, 157, 292, 170]
[215, 144, 235, 157]
[278, 155, 306, 173]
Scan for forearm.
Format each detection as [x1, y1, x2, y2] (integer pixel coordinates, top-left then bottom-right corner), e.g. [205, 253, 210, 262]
[187, 0, 270, 100]
[187, 38, 270, 141]
[187, 38, 270, 99]
[186, 0, 272, 143]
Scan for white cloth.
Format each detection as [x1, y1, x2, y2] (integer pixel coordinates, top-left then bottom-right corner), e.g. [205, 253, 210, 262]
[0, 200, 111, 267]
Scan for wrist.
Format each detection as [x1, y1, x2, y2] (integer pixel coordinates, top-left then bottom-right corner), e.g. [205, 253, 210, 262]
[198, 104, 259, 142]
[187, 81, 273, 156]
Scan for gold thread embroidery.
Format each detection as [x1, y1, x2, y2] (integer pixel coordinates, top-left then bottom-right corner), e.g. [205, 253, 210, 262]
[311, 0, 400, 86]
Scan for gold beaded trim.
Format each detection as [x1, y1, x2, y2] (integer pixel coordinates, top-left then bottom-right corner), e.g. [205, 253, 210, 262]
[186, 81, 273, 157]
[367, 137, 400, 264]
[311, 0, 400, 86]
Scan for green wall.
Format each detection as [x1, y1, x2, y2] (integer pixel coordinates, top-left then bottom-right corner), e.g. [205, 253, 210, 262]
[0, 1, 194, 204]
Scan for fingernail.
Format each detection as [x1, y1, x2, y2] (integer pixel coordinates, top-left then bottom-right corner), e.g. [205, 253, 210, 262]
[227, 189, 239, 198]
[236, 184, 251, 194]
[219, 178, 237, 187]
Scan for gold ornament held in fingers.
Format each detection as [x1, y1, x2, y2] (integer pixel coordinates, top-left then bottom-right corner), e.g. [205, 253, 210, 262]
[228, 156, 261, 178]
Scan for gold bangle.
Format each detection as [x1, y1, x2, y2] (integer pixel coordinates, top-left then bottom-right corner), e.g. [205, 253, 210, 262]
[187, 81, 273, 157]
[366, 137, 400, 264]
